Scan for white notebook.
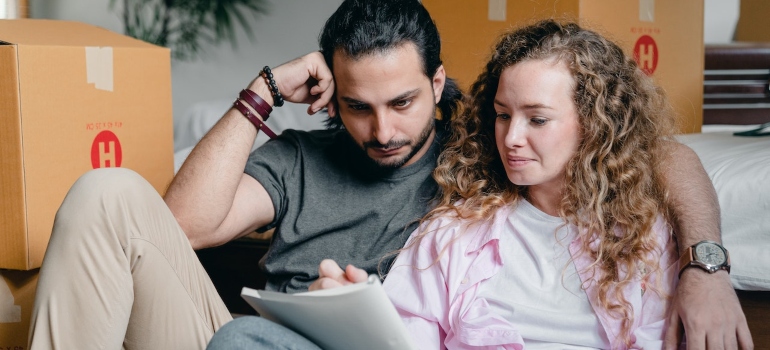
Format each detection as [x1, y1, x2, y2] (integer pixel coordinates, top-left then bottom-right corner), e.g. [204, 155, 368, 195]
[241, 275, 418, 350]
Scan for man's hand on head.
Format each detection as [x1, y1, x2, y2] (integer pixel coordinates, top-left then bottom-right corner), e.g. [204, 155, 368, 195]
[663, 269, 753, 350]
[308, 259, 368, 291]
[250, 51, 336, 116]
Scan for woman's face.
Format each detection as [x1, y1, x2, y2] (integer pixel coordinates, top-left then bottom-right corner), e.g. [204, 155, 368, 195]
[494, 58, 582, 202]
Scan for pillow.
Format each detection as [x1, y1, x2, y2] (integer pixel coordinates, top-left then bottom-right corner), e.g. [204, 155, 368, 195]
[676, 132, 770, 291]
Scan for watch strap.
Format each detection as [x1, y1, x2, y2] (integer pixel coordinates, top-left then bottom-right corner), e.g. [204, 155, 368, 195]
[678, 246, 695, 277]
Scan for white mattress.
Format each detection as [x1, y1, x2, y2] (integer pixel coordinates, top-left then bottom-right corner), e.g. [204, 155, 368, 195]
[676, 130, 770, 291]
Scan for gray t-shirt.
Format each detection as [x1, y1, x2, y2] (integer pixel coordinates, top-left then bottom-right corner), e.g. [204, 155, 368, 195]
[244, 128, 441, 293]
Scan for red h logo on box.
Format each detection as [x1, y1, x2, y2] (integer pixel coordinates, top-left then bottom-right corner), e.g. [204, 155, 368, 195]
[633, 35, 658, 75]
[91, 130, 123, 168]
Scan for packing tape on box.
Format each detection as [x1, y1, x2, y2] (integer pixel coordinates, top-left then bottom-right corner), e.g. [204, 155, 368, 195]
[85, 46, 114, 92]
[0, 278, 21, 323]
[639, 0, 654, 22]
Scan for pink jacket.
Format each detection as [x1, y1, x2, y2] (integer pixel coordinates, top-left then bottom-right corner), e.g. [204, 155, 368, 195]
[383, 203, 679, 350]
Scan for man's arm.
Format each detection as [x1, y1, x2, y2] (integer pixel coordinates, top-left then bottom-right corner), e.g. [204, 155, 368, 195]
[660, 142, 753, 350]
[164, 52, 335, 250]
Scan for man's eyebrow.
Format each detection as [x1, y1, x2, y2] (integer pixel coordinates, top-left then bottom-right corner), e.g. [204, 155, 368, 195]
[339, 89, 421, 105]
[340, 96, 366, 105]
[389, 89, 420, 104]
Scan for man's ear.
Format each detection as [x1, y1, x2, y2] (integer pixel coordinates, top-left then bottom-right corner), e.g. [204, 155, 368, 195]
[328, 93, 339, 117]
[432, 65, 447, 104]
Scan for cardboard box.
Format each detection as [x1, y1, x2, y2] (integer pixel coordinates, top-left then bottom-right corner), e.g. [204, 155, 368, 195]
[735, 0, 770, 42]
[0, 269, 38, 349]
[0, 19, 174, 270]
[423, 0, 704, 133]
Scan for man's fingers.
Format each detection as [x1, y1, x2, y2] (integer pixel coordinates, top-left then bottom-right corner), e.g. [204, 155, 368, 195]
[308, 79, 335, 114]
[704, 331, 726, 350]
[306, 51, 335, 114]
[663, 306, 683, 350]
[725, 331, 739, 350]
[737, 319, 754, 350]
[685, 330, 705, 350]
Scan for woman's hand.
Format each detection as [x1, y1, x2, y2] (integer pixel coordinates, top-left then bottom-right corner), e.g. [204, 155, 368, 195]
[308, 259, 368, 291]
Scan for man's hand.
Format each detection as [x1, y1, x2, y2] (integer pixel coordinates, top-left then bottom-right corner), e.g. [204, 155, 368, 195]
[308, 259, 368, 291]
[664, 269, 753, 350]
[249, 51, 337, 116]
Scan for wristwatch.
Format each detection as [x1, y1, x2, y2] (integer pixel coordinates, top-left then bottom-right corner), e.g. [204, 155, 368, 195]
[678, 240, 731, 277]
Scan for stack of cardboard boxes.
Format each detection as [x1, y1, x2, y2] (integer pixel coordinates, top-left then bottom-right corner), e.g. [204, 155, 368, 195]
[0, 19, 174, 348]
[423, 0, 705, 133]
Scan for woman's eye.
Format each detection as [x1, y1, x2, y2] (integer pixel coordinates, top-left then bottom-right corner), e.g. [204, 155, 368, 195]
[496, 113, 510, 120]
[531, 118, 547, 126]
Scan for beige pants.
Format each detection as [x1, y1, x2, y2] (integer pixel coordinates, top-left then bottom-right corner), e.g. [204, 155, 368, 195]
[29, 169, 232, 350]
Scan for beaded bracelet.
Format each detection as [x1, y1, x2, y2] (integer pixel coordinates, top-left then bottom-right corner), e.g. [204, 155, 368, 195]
[261, 66, 285, 107]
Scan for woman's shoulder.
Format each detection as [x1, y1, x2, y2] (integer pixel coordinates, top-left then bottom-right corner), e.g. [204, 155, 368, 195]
[416, 203, 515, 251]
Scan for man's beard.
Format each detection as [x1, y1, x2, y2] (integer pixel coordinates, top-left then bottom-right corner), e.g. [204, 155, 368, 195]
[361, 113, 436, 170]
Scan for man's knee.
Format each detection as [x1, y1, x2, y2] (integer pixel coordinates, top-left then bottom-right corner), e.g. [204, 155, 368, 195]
[71, 168, 151, 196]
[59, 168, 158, 214]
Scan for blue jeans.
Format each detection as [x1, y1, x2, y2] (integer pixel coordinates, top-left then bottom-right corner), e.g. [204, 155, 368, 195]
[207, 316, 322, 350]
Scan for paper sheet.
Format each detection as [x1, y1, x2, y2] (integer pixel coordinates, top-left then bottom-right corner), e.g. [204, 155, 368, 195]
[241, 275, 417, 350]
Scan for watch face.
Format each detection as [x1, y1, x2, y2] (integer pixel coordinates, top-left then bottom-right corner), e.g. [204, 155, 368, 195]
[695, 243, 726, 266]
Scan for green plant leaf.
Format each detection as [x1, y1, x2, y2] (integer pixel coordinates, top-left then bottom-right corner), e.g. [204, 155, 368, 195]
[111, 0, 270, 61]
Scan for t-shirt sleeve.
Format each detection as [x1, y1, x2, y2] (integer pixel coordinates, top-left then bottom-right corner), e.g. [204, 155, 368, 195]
[243, 130, 302, 232]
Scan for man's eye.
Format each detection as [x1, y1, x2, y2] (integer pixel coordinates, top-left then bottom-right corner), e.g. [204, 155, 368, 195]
[349, 104, 369, 111]
[394, 99, 412, 108]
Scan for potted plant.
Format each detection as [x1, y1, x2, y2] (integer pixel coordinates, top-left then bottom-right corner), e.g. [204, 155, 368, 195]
[111, 0, 269, 61]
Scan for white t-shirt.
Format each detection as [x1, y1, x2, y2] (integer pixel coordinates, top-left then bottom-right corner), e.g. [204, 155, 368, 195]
[476, 200, 611, 349]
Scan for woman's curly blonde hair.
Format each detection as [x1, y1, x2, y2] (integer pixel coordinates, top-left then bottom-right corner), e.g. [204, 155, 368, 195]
[420, 20, 677, 345]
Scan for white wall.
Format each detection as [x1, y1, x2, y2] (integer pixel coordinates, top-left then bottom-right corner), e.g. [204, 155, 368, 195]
[704, 0, 740, 43]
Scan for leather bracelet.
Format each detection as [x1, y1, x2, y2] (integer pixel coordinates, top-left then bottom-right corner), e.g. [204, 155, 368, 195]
[261, 66, 285, 107]
[233, 99, 278, 139]
[239, 89, 272, 120]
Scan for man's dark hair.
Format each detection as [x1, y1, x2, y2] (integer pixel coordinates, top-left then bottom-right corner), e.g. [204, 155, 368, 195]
[319, 0, 463, 129]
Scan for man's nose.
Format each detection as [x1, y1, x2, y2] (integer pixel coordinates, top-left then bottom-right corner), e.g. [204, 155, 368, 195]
[372, 109, 396, 145]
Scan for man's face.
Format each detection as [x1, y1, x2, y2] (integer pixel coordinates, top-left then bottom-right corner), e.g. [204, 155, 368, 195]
[332, 43, 446, 169]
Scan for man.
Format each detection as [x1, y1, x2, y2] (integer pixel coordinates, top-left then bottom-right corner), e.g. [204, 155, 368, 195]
[30, 0, 751, 349]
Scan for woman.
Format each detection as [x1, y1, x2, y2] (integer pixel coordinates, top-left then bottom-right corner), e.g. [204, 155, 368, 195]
[382, 20, 679, 349]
